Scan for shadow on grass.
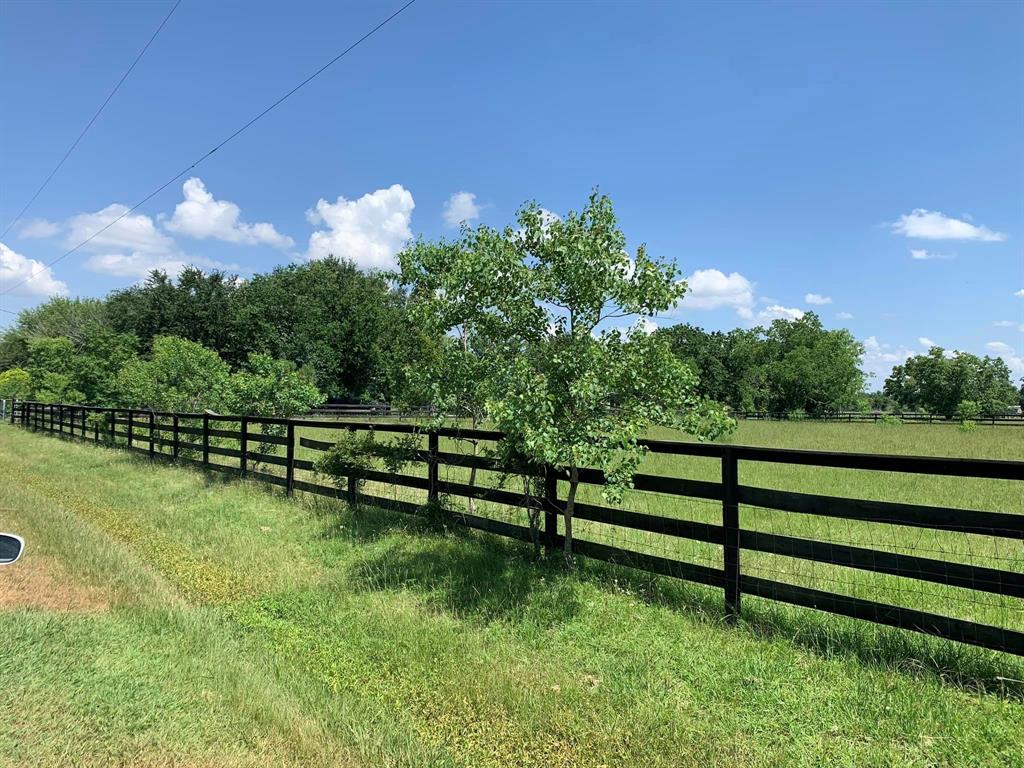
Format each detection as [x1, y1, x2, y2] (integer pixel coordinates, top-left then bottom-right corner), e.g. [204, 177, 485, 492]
[87, 445, 1024, 699]
[350, 531, 582, 628]
[735, 601, 1024, 699]
[338, 496, 1024, 699]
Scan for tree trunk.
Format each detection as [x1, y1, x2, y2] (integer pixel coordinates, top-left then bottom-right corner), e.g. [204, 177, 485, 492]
[467, 438, 479, 514]
[525, 476, 541, 558]
[564, 466, 578, 562]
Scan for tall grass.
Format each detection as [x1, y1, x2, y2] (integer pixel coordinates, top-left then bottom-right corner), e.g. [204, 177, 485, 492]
[2, 423, 1022, 766]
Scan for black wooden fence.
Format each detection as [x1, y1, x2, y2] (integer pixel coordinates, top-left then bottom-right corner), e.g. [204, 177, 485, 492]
[10, 399, 1024, 657]
[731, 410, 1024, 425]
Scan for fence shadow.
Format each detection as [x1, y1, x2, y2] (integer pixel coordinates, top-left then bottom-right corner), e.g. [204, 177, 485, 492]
[735, 601, 1024, 699]
[87, 448, 1024, 697]
[340, 498, 1024, 699]
[350, 532, 582, 628]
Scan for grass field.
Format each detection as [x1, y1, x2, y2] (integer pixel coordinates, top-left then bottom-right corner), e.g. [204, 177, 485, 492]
[1, 422, 1022, 767]
[287, 419, 1023, 639]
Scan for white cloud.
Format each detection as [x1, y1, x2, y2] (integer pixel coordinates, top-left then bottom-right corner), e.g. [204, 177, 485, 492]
[18, 218, 60, 239]
[994, 320, 1024, 332]
[68, 203, 234, 279]
[805, 293, 831, 305]
[910, 248, 953, 261]
[758, 305, 805, 323]
[862, 336, 914, 385]
[67, 203, 177, 255]
[442, 191, 482, 228]
[0, 242, 68, 296]
[638, 317, 657, 335]
[681, 268, 755, 319]
[306, 184, 414, 270]
[1016, 289, 1024, 298]
[891, 209, 1005, 241]
[986, 341, 1024, 379]
[84, 251, 233, 279]
[166, 178, 293, 249]
[836, 311, 854, 320]
[918, 337, 936, 348]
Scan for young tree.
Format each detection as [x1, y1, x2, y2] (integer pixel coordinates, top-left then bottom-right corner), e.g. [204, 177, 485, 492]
[397, 191, 733, 559]
[397, 239, 507, 510]
[225, 353, 324, 418]
[116, 336, 231, 412]
[0, 368, 32, 401]
[23, 326, 137, 406]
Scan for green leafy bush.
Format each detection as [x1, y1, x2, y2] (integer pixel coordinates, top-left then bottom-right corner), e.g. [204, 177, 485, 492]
[956, 400, 982, 422]
[0, 367, 32, 400]
[315, 430, 421, 493]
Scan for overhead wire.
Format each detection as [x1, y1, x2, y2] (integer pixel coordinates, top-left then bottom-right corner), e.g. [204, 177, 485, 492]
[0, 0, 418, 299]
[1, 0, 183, 240]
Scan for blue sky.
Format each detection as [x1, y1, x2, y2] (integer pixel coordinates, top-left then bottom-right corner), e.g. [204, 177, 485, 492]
[1, 0, 1022, 386]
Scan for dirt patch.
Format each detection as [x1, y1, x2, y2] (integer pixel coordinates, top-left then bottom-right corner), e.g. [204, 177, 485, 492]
[0, 553, 109, 612]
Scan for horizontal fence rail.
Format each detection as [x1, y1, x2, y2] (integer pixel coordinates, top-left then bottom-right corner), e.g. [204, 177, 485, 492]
[730, 410, 1024, 426]
[9, 399, 1024, 657]
[308, 404, 1024, 425]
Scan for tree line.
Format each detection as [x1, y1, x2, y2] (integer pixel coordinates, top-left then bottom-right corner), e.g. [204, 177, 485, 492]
[0, 207, 1019, 423]
[1, 191, 1020, 556]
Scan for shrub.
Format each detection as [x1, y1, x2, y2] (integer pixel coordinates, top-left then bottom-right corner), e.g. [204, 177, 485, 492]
[315, 430, 420, 493]
[0, 367, 32, 400]
[956, 400, 982, 422]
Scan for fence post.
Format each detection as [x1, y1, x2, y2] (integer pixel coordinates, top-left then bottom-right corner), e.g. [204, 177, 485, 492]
[172, 414, 180, 459]
[285, 420, 295, 496]
[59, 404, 65, 437]
[110, 408, 116, 444]
[427, 430, 439, 505]
[202, 414, 210, 466]
[722, 447, 741, 622]
[93, 408, 99, 442]
[346, 425, 357, 505]
[240, 416, 249, 475]
[544, 466, 559, 552]
[148, 411, 156, 459]
[127, 408, 133, 450]
[9, 399, 15, 425]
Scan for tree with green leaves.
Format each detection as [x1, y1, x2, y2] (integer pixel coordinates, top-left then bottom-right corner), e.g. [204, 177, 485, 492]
[0, 297, 109, 370]
[656, 324, 768, 411]
[232, 257, 418, 399]
[225, 353, 324, 418]
[760, 312, 864, 415]
[23, 325, 137, 406]
[116, 335, 231, 412]
[398, 191, 733, 559]
[106, 267, 242, 357]
[0, 367, 32, 401]
[884, 348, 1017, 417]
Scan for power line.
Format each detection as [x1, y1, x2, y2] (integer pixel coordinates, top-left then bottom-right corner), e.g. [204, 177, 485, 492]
[0, 0, 418, 299]
[1, 0, 182, 240]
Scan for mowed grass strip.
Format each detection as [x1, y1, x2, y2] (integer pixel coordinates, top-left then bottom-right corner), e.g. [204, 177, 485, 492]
[0, 426, 1022, 767]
